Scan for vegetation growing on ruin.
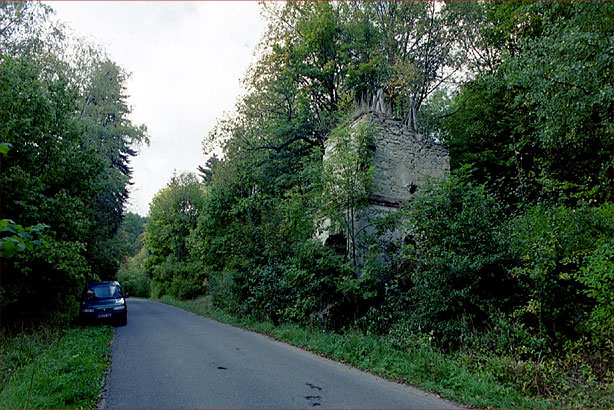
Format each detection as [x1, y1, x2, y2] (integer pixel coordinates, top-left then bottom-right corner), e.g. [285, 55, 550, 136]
[3, 2, 612, 408]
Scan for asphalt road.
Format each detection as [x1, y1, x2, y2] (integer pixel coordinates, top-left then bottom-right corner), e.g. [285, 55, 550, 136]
[102, 299, 460, 409]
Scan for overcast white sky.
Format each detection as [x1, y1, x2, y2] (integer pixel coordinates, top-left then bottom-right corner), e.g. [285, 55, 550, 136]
[46, 1, 266, 216]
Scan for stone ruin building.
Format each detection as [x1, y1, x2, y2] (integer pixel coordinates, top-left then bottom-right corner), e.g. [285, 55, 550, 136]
[318, 100, 449, 269]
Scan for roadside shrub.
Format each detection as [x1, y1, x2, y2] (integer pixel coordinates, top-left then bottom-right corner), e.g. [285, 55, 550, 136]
[466, 311, 544, 359]
[2, 238, 89, 327]
[221, 239, 351, 329]
[281, 240, 352, 329]
[231, 263, 288, 322]
[151, 257, 205, 300]
[207, 269, 240, 313]
[575, 236, 614, 350]
[399, 173, 513, 349]
[350, 231, 410, 336]
[117, 264, 151, 298]
[117, 247, 151, 297]
[504, 202, 614, 351]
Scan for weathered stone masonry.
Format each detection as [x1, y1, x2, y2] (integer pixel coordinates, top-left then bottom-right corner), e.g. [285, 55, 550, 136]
[320, 110, 449, 260]
[362, 111, 449, 208]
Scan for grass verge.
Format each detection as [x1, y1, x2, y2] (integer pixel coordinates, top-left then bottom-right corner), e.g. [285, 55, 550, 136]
[159, 296, 613, 409]
[0, 325, 113, 409]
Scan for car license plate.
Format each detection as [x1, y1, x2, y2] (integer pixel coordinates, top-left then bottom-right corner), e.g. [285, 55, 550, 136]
[97, 313, 112, 318]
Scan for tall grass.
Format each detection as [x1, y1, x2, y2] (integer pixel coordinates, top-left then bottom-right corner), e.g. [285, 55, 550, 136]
[0, 325, 113, 409]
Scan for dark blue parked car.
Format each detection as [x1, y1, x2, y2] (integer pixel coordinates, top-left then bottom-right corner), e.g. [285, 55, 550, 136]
[79, 281, 128, 326]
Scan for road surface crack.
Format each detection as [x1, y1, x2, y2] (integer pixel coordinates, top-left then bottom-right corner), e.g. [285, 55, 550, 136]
[306, 382, 322, 391]
[305, 395, 322, 407]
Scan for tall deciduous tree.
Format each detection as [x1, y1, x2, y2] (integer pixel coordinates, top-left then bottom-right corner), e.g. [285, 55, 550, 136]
[1, 2, 148, 324]
[78, 57, 148, 277]
[443, 1, 614, 206]
[145, 172, 205, 298]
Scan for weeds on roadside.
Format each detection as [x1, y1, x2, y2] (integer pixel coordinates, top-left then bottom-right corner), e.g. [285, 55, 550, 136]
[0, 325, 113, 409]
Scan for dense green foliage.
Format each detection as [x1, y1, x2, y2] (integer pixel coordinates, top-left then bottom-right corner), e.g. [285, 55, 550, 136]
[116, 212, 150, 297]
[144, 172, 206, 299]
[443, 2, 613, 206]
[143, 2, 613, 406]
[2, 1, 611, 407]
[0, 2, 147, 325]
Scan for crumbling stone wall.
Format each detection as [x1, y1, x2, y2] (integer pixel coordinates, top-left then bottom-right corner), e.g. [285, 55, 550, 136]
[362, 111, 449, 207]
[319, 110, 449, 265]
